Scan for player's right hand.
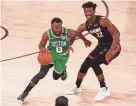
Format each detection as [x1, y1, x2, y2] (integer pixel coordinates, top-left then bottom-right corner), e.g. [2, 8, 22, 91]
[40, 48, 50, 53]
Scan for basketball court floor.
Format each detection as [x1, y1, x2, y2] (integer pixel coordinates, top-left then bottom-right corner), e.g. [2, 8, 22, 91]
[1, 1, 136, 106]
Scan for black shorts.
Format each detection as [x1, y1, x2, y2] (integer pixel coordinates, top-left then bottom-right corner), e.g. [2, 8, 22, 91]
[88, 44, 121, 65]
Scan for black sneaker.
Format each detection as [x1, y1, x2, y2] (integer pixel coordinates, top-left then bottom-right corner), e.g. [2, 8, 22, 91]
[61, 69, 67, 81]
[17, 92, 28, 103]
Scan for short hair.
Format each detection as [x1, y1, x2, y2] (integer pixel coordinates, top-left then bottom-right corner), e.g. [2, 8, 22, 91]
[51, 17, 62, 24]
[55, 96, 68, 106]
[82, 1, 97, 11]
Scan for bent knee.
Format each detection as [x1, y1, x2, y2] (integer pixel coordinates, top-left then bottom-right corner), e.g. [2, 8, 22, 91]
[53, 71, 61, 80]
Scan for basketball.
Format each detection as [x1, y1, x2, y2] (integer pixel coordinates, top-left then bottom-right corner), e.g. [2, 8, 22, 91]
[37, 52, 52, 65]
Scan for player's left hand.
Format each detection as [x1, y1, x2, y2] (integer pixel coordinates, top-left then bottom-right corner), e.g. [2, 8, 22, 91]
[105, 50, 114, 60]
[84, 39, 91, 47]
[65, 47, 74, 55]
[106, 44, 119, 60]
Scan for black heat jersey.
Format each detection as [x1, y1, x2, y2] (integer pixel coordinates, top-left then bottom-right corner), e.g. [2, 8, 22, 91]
[86, 15, 113, 47]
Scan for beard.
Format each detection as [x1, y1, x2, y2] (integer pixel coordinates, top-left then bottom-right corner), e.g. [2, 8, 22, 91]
[86, 15, 93, 20]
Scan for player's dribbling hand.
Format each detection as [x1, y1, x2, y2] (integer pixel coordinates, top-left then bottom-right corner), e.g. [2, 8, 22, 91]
[40, 48, 50, 53]
[84, 39, 91, 47]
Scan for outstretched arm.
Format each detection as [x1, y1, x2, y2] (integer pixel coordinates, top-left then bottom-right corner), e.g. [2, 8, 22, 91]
[69, 37, 75, 46]
[67, 24, 91, 47]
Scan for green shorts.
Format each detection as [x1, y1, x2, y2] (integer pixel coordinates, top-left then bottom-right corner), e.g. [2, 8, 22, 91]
[51, 53, 69, 74]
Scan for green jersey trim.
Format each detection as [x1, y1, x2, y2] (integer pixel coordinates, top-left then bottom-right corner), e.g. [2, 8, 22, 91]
[50, 28, 64, 38]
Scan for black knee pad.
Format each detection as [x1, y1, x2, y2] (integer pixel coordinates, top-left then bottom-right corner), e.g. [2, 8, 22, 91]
[31, 71, 47, 84]
[38, 72, 47, 79]
[92, 66, 103, 76]
[41, 64, 53, 72]
[37, 65, 52, 78]
[53, 76, 60, 80]
[53, 71, 61, 80]
[80, 64, 90, 73]
[79, 58, 92, 73]
[31, 64, 53, 84]
[79, 67, 87, 73]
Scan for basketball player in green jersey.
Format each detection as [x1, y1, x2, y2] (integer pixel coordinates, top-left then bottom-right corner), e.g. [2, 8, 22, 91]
[17, 17, 91, 102]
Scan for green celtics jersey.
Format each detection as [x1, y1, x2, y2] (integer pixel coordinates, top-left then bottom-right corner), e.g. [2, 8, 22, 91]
[47, 27, 70, 55]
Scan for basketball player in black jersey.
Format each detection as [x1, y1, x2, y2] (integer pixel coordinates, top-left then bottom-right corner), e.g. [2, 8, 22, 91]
[67, 1, 121, 101]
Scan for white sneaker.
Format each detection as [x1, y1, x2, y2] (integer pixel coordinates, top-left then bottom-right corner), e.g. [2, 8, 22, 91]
[65, 85, 81, 95]
[94, 87, 110, 101]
